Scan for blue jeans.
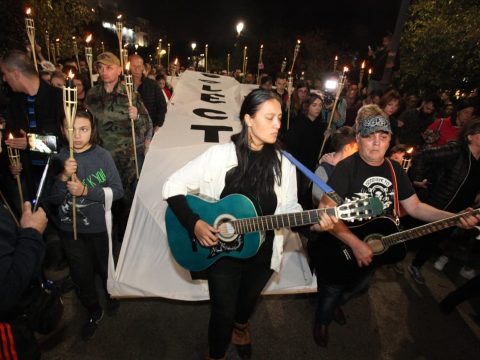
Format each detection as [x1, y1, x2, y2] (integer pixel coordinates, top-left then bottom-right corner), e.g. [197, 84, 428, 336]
[315, 267, 376, 325]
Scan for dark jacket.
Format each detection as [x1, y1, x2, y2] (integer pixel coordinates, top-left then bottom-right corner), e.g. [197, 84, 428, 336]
[6, 78, 63, 136]
[410, 142, 475, 210]
[0, 203, 45, 315]
[137, 77, 167, 128]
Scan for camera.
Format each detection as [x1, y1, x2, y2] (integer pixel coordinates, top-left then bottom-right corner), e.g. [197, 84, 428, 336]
[323, 91, 335, 106]
[27, 133, 58, 154]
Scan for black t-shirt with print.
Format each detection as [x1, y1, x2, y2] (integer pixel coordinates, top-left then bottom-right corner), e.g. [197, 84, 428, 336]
[328, 152, 415, 217]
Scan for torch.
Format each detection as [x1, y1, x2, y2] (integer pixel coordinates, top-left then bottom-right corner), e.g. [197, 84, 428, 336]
[7, 134, 24, 211]
[289, 40, 301, 74]
[170, 58, 178, 85]
[205, 44, 209, 72]
[333, 55, 338, 72]
[122, 49, 128, 73]
[85, 34, 94, 88]
[101, 41, 105, 53]
[25, 8, 38, 71]
[55, 38, 60, 59]
[115, 15, 124, 74]
[286, 73, 293, 130]
[368, 68, 372, 82]
[242, 46, 247, 76]
[50, 42, 56, 63]
[257, 44, 263, 85]
[280, 57, 287, 73]
[358, 60, 366, 95]
[62, 71, 78, 240]
[318, 67, 349, 159]
[401, 147, 414, 173]
[158, 39, 162, 66]
[45, 30, 51, 62]
[124, 62, 140, 180]
[227, 53, 230, 75]
[72, 36, 81, 71]
[167, 43, 171, 70]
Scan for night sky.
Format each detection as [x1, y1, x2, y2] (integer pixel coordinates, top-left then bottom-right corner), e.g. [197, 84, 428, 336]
[123, 0, 403, 58]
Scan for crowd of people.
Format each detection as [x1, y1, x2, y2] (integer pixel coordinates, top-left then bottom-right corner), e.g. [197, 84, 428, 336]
[1, 39, 480, 359]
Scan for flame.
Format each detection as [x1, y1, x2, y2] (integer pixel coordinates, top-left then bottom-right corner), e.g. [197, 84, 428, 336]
[361, 60, 366, 69]
[407, 147, 414, 154]
[168, 43, 170, 47]
[56, 38, 60, 42]
[335, 55, 338, 61]
[117, 14, 122, 20]
[125, 62, 130, 71]
[86, 34, 92, 43]
[68, 70, 74, 80]
[206, 44, 208, 48]
[72, 36, 76, 40]
[26, 8, 31, 15]
[174, 58, 178, 65]
[260, 44, 263, 49]
[343, 66, 349, 72]
[8, 133, 13, 140]
[297, 39, 301, 44]
[368, 68, 372, 74]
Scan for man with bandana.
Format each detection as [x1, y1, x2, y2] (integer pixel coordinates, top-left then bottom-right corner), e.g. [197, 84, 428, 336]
[310, 104, 480, 347]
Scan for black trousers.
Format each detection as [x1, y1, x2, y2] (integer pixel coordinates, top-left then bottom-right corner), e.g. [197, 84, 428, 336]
[206, 238, 273, 358]
[60, 231, 108, 311]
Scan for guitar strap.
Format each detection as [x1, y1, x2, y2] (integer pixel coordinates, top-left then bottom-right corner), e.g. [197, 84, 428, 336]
[282, 150, 344, 205]
[385, 158, 401, 226]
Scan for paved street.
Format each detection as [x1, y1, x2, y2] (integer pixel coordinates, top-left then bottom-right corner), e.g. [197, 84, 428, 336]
[40, 254, 480, 360]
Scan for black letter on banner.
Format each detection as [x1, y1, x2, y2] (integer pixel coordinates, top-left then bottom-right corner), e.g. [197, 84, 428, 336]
[202, 85, 222, 92]
[199, 79, 221, 84]
[191, 125, 233, 143]
[201, 73, 221, 78]
[193, 108, 228, 120]
[200, 93, 226, 104]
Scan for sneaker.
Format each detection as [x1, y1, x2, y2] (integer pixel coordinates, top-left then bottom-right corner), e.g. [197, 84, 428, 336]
[433, 255, 449, 271]
[459, 266, 476, 280]
[408, 264, 425, 285]
[82, 309, 104, 340]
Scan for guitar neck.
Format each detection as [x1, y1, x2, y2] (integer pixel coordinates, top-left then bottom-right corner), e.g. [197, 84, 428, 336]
[383, 209, 480, 247]
[232, 207, 337, 234]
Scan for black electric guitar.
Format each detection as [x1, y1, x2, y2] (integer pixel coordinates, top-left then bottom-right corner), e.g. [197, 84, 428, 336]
[319, 208, 480, 280]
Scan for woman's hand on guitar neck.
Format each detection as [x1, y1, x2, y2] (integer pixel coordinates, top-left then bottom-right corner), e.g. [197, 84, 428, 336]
[194, 220, 219, 247]
[351, 240, 373, 267]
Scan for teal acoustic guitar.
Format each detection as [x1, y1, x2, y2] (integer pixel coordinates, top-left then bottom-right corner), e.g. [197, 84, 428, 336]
[165, 194, 383, 271]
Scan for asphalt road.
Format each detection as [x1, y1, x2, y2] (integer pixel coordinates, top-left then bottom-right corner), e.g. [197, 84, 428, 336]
[40, 254, 480, 360]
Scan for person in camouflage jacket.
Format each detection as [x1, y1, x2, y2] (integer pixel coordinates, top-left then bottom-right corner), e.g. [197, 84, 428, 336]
[85, 52, 153, 202]
[85, 52, 153, 241]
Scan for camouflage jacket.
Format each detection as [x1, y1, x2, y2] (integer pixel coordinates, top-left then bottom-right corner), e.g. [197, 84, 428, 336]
[85, 79, 153, 158]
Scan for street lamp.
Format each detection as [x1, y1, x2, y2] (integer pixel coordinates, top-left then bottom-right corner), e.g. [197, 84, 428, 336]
[191, 42, 197, 69]
[236, 21, 244, 37]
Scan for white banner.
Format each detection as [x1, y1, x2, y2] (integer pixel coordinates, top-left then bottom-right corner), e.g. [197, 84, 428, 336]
[107, 71, 316, 300]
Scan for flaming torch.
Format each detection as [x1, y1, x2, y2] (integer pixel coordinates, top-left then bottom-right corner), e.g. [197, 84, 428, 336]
[286, 72, 294, 130]
[333, 55, 338, 72]
[124, 62, 140, 180]
[115, 14, 124, 74]
[7, 134, 24, 211]
[25, 8, 38, 71]
[358, 60, 366, 95]
[402, 147, 414, 173]
[280, 57, 287, 73]
[85, 34, 94, 87]
[45, 30, 51, 62]
[257, 44, 264, 84]
[72, 36, 80, 71]
[167, 43, 171, 70]
[289, 39, 301, 74]
[242, 46, 248, 76]
[62, 71, 78, 239]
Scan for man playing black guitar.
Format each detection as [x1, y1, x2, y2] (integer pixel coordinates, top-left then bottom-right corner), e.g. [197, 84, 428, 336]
[310, 105, 480, 347]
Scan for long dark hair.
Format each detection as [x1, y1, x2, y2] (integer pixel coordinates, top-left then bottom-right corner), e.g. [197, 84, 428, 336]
[229, 89, 282, 196]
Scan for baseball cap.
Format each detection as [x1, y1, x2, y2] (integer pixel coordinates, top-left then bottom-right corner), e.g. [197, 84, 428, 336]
[357, 115, 392, 136]
[94, 52, 120, 67]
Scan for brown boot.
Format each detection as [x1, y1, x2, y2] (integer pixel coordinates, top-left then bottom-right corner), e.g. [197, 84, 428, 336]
[232, 322, 252, 359]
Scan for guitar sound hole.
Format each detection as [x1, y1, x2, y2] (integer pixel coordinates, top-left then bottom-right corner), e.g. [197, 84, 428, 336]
[216, 216, 237, 243]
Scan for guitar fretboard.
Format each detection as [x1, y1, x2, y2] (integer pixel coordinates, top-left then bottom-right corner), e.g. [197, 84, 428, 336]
[232, 208, 337, 234]
[383, 209, 480, 247]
